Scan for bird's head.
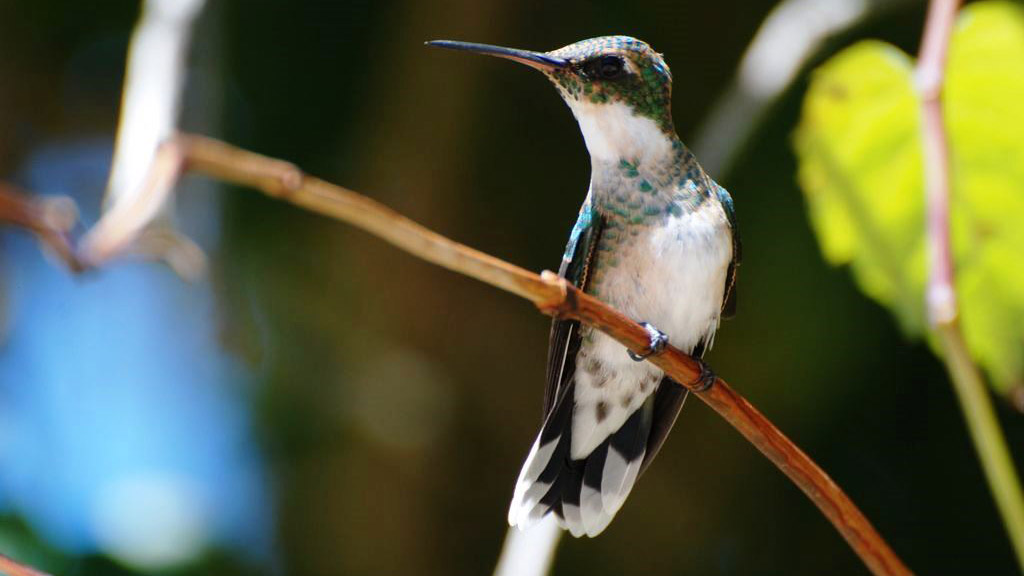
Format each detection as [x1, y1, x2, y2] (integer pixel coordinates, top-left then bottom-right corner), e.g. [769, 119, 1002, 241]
[427, 36, 677, 163]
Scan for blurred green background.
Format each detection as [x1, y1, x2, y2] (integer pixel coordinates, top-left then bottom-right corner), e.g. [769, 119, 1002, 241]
[1, 1, 1023, 575]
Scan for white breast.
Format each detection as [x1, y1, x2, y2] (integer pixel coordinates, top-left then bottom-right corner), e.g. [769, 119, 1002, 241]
[570, 201, 732, 459]
[620, 201, 733, 351]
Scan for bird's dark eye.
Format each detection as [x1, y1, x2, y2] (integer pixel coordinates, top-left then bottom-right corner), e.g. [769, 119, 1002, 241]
[599, 56, 624, 78]
[583, 55, 626, 80]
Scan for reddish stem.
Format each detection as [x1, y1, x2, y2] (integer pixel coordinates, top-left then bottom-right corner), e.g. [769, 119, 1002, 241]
[917, 0, 960, 325]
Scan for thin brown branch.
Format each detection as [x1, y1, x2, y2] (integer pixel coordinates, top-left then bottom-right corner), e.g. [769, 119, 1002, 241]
[72, 133, 913, 576]
[0, 553, 53, 576]
[0, 183, 82, 272]
[916, 0, 1024, 567]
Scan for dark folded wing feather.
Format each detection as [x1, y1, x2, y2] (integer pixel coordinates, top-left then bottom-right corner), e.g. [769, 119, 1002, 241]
[543, 197, 604, 417]
[715, 183, 741, 318]
[640, 377, 687, 474]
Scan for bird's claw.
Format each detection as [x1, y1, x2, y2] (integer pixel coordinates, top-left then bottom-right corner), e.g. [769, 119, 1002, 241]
[693, 359, 716, 392]
[628, 322, 669, 361]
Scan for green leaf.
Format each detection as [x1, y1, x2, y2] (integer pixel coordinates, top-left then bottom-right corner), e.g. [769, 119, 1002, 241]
[794, 1, 1024, 396]
[794, 40, 926, 334]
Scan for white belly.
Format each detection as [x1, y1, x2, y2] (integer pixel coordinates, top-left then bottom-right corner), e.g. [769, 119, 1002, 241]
[570, 201, 732, 458]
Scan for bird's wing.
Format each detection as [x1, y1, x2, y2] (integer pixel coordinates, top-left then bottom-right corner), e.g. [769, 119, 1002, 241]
[639, 376, 688, 474]
[543, 195, 604, 418]
[715, 182, 741, 318]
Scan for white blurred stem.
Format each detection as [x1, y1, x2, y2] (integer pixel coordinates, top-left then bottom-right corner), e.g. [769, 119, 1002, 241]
[102, 0, 208, 278]
[693, 0, 918, 176]
[106, 0, 206, 206]
[492, 517, 562, 576]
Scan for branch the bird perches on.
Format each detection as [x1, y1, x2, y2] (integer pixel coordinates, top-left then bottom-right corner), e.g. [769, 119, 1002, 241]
[16, 133, 907, 576]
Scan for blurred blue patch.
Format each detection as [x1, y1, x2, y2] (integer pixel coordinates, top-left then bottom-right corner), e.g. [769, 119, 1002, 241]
[0, 138, 273, 568]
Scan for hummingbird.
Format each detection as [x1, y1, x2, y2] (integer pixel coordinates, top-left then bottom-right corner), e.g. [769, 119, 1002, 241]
[427, 36, 740, 537]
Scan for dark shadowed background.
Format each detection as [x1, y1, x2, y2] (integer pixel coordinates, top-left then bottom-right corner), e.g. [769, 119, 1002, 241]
[0, 1, 1021, 575]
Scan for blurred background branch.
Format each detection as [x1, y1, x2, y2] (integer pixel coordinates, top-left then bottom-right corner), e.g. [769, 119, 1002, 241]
[0, 184, 80, 271]
[0, 553, 54, 576]
[0, 1, 266, 573]
[106, 0, 204, 204]
[693, 0, 919, 176]
[101, 0, 207, 278]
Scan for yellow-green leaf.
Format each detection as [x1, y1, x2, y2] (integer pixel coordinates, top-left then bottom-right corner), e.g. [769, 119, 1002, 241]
[795, 40, 926, 334]
[794, 1, 1024, 396]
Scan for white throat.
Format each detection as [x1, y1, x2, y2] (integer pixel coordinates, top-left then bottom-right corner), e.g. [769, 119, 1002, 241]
[569, 100, 673, 164]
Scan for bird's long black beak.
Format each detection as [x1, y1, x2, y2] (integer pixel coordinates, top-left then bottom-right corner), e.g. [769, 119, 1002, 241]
[425, 40, 569, 71]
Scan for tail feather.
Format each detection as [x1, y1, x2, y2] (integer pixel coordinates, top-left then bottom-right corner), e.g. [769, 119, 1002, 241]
[579, 441, 613, 535]
[508, 382, 657, 537]
[508, 381, 575, 528]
